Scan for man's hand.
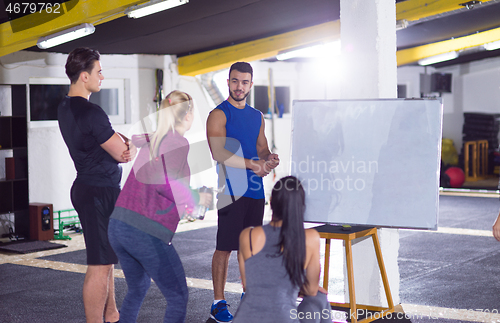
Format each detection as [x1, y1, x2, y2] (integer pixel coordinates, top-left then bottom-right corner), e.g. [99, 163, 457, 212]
[121, 141, 137, 162]
[116, 132, 129, 143]
[266, 153, 280, 170]
[101, 133, 133, 163]
[250, 154, 280, 177]
[493, 212, 500, 241]
[251, 159, 271, 177]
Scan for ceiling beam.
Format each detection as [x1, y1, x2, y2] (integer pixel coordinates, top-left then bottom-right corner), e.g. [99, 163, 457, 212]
[178, 0, 500, 76]
[0, 0, 147, 58]
[396, 0, 497, 22]
[2, 0, 498, 72]
[177, 20, 341, 76]
[397, 26, 500, 66]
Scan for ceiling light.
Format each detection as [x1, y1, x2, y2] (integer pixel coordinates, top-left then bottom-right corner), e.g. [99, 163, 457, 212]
[125, 0, 188, 19]
[37, 23, 95, 49]
[418, 51, 459, 66]
[459, 1, 481, 10]
[276, 41, 341, 61]
[483, 40, 500, 51]
[396, 19, 408, 31]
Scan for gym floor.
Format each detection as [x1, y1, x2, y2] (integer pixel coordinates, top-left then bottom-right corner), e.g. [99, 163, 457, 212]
[1, 193, 499, 322]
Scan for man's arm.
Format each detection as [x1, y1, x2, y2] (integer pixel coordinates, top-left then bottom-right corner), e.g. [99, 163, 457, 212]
[116, 132, 137, 161]
[206, 109, 269, 177]
[493, 211, 500, 241]
[100, 132, 133, 163]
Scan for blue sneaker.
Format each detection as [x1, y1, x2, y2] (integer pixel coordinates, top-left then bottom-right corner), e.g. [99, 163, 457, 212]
[210, 300, 233, 322]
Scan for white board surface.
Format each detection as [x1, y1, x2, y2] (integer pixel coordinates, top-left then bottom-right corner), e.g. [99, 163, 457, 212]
[291, 99, 442, 229]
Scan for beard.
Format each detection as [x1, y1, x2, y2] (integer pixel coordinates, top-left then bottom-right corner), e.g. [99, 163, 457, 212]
[229, 89, 249, 102]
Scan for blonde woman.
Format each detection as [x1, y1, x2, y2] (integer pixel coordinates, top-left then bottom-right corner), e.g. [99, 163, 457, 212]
[108, 90, 211, 323]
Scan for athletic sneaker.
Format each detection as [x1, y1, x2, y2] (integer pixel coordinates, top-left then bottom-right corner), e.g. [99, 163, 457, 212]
[210, 300, 233, 322]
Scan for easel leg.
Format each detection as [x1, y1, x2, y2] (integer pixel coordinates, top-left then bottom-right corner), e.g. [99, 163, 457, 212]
[323, 238, 331, 291]
[346, 240, 357, 323]
[372, 232, 394, 309]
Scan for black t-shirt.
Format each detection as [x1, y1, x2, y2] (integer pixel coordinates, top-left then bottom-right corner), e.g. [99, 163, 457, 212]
[58, 96, 122, 188]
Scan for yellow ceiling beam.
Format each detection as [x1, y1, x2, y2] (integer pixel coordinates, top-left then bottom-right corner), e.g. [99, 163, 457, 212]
[397, 26, 500, 66]
[177, 20, 341, 76]
[1, 0, 497, 71]
[179, 0, 500, 76]
[396, 0, 497, 22]
[0, 0, 147, 57]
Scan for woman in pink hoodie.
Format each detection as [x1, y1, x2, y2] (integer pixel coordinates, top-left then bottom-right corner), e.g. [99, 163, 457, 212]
[108, 90, 210, 323]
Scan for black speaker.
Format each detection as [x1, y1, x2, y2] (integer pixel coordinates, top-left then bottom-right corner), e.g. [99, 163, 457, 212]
[431, 73, 452, 93]
[41, 206, 51, 231]
[29, 203, 53, 241]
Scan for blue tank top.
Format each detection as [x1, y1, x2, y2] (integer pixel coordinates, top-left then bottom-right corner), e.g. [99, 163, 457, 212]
[215, 100, 264, 199]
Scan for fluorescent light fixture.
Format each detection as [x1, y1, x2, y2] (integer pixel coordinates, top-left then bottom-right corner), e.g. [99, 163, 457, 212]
[276, 41, 341, 61]
[396, 19, 408, 31]
[418, 51, 458, 66]
[125, 0, 188, 19]
[37, 23, 95, 49]
[483, 40, 500, 51]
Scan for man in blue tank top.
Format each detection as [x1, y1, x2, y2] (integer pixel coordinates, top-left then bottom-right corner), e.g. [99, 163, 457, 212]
[206, 62, 279, 322]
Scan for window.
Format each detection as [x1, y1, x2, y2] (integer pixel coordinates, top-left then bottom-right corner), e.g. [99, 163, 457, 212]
[397, 84, 407, 98]
[253, 85, 290, 117]
[28, 78, 125, 127]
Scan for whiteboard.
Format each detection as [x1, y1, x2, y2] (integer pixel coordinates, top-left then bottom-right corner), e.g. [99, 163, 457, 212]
[290, 99, 442, 229]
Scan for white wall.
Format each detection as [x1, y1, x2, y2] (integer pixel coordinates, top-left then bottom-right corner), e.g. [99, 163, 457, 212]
[178, 75, 218, 190]
[398, 56, 500, 150]
[3, 50, 500, 236]
[0, 54, 305, 237]
[442, 59, 500, 149]
[0, 51, 206, 236]
[397, 65, 463, 149]
[250, 57, 500, 184]
[397, 65, 427, 98]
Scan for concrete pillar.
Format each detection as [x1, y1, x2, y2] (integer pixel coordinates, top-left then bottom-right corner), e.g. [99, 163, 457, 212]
[340, 0, 397, 99]
[339, 0, 400, 307]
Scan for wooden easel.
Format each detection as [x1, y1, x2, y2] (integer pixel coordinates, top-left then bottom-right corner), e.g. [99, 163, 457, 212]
[314, 224, 395, 323]
[464, 140, 488, 181]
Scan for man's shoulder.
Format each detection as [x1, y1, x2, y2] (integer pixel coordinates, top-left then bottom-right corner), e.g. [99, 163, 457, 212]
[246, 104, 263, 116]
[81, 99, 102, 111]
[59, 96, 101, 112]
[59, 97, 109, 130]
[77, 99, 106, 118]
[208, 103, 227, 120]
[213, 100, 229, 111]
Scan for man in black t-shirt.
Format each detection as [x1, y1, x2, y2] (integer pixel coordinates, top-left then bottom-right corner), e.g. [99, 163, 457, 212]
[58, 48, 135, 323]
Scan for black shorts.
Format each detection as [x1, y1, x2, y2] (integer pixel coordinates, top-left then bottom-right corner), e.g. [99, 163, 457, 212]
[216, 196, 265, 251]
[71, 182, 120, 265]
